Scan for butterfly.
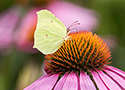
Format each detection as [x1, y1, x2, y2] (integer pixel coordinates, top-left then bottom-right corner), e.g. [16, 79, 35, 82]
[33, 10, 71, 54]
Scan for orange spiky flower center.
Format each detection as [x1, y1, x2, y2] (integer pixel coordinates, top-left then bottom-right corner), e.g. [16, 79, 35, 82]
[44, 31, 111, 75]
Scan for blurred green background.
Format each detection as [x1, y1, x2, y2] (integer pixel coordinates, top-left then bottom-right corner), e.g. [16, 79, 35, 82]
[0, 0, 125, 90]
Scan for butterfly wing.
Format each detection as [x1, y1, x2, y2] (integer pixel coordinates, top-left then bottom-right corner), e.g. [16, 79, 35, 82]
[33, 10, 67, 54]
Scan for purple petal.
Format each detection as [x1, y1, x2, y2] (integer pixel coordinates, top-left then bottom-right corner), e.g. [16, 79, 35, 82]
[47, 1, 98, 32]
[90, 70, 108, 90]
[104, 69, 125, 89]
[96, 69, 121, 90]
[24, 74, 49, 90]
[24, 74, 59, 90]
[104, 66, 125, 78]
[35, 74, 59, 90]
[80, 71, 96, 90]
[54, 72, 68, 90]
[62, 72, 78, 90]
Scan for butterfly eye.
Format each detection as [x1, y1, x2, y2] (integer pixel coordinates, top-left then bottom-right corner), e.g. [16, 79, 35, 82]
[51, 20, 53, 22]
[46, 34, 48, 37]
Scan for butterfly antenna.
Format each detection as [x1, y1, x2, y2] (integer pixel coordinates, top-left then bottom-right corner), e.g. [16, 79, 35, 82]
[67, 21, 80, 33]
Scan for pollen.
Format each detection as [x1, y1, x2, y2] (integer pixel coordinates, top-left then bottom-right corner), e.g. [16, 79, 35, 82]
[44, 31, 112, 75]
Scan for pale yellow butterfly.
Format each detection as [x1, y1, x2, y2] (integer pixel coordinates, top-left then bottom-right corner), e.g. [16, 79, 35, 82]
[33, 10, 70, 54]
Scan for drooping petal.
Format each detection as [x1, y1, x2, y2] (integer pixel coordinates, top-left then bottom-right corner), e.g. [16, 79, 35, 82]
[54, 72, 68, 90]
[35, 74, 59, 90]
[62, 72, 78, 90]
[104, 66, 125, 78]
[80, 71, 96, 90]
[24, 74, 59, 90]
[96, 69, 121, 90]
[104, 69, 125, 89]
[24, 74, 49, 90]
[91, 70, 108, 90]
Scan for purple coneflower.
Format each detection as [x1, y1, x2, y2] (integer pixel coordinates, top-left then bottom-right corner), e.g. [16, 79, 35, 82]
[24, 31, 125, 90]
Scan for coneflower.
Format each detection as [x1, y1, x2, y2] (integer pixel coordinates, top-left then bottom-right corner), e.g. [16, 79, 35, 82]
[24, 31, 125, 90]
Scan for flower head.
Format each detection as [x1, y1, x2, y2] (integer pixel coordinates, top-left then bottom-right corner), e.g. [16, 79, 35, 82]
[24, 31, 125, 90]
[44, 31, 111, 75]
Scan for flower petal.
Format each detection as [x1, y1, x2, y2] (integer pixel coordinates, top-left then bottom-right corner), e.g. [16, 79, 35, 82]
[104, 69, 125, 89]
[54, 72, 68, 90]
[24, 74, 49, 90]
[24, 74, 59, 90]
[91, 70, 108, 90]
[96, 69, 121, 90]
[80, 71, 96, 90]
[104, 66, 125, 78]
[62, 72, 78, 90]
[35, 74, 59, 90]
